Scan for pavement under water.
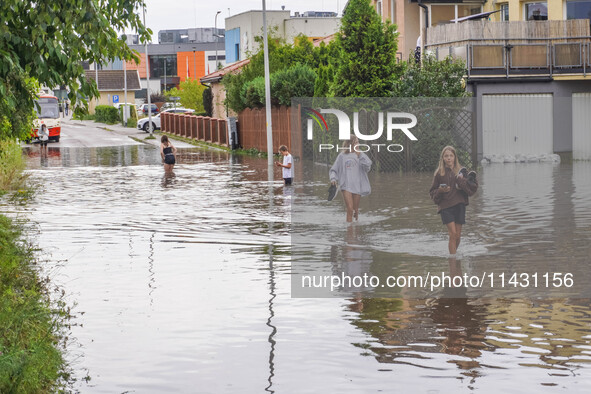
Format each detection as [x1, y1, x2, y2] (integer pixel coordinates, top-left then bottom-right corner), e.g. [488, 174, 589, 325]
[2, 143, 591, 393]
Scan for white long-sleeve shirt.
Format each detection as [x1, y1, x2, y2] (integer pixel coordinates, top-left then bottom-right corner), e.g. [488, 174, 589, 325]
[329, 152, 372, 196]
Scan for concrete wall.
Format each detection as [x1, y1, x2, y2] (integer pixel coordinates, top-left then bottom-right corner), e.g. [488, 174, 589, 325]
[468, 80, 591, 158]
[225, 11, 289, 61]
[283, 18, 341, 41]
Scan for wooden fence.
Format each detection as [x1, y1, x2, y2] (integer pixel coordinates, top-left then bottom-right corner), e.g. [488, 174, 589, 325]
[161, 113, 228, 146]
[237, 106, 301, 153]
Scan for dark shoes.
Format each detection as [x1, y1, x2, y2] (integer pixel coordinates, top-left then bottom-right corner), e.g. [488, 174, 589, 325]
[328, 184, 338, 201]
[468, 171, 477, 184]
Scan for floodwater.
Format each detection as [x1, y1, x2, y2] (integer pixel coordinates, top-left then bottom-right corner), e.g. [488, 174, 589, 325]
[2, 144, 591, 393]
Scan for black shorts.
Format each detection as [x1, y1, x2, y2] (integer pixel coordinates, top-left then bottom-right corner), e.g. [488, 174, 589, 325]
[40, 140, 48, 146]
[440, 203, 466, 225]
[164, 154, 175, 165]
[284, 178, 292, 185]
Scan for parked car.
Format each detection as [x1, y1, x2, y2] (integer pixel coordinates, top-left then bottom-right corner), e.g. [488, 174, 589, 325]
[139, 103, 159, 116]
[137, 108, 194, 132]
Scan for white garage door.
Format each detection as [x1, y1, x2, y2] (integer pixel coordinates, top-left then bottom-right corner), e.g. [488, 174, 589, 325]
[573, 93, 591, 160]
[483, 94, 553, 156]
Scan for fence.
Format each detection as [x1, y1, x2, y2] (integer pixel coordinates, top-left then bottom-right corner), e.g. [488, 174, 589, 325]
[161, 113, 228, 146]
[237, 106, 298, 153]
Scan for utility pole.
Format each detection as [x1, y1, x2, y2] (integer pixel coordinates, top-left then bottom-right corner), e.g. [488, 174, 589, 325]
[123, 57, 127, 125]
[143, 5, 153, 135]
[215, 11, 221, 70]
[262, 0, 273, 171]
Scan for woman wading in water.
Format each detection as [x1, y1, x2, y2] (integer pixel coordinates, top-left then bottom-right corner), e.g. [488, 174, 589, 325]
[329, 136, 372, 223]
[160, 135, 177, 172]
[429, 146, 478, 256]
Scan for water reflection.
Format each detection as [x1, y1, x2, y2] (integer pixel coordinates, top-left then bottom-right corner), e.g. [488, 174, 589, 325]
[2, 145, 590, 392]
[293, 161, 591, 299]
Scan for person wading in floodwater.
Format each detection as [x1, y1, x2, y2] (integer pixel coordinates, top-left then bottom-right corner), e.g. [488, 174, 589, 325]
[429, 145, 478, 257]
[160, 135, 177, 172]
[329, 135, 372, 223]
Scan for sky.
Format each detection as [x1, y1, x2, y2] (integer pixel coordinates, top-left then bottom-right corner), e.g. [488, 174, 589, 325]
[138, 0, 347, 43]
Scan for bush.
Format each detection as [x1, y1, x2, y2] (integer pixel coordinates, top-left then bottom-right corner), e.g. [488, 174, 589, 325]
[203, 87, 213, 117]
[240, 64, 317, 109]
[125, 118, 137, 128]
[118, 104, 137, 127]
[94, 105, 119, 124]
[0, 140, 27, 192]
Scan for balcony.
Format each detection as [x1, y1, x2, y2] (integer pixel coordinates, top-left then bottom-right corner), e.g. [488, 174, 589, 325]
[425, 19, 591, 78]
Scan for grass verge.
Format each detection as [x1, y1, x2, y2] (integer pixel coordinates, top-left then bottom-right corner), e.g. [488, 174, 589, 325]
[1, 139, 71, 392]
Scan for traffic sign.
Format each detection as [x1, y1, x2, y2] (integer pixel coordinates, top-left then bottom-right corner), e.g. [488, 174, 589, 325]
[113, 95, 119, 103]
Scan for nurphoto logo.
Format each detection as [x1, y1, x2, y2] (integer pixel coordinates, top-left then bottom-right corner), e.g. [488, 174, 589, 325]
[304, 107, 418, 153]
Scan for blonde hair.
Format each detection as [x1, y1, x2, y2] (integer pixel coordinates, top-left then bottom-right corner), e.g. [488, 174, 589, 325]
[342, 135, 359, 151]
[435, 145, 461, 176]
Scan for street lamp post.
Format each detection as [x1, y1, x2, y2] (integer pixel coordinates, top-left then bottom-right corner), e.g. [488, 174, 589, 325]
[163, 58, 166, 93]
[215, 10, 221, 70]
[262, 0, 273, 169]
[192, 47, 196, 80]
[143, 5, 152, 135]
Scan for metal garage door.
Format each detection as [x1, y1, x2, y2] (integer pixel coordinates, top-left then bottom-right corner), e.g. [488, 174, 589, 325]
[482, 94, 553, 156]
[573, 93, 591, 160]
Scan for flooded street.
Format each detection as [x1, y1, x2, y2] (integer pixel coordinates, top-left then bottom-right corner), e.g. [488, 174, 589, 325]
[2, 143, 591, 392]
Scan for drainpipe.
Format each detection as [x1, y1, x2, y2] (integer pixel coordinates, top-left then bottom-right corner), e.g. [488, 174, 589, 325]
[417, 0, 428, 63]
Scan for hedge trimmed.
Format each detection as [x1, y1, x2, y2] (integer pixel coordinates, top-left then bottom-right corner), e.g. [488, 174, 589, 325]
[95, 105, 120, 124]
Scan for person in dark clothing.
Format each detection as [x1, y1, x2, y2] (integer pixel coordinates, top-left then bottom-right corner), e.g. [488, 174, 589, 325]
[160, 135, 177, 172]
[429, 146, 478, 256]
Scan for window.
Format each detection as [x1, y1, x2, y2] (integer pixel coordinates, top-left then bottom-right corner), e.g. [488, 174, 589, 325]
[149, 55, 177, 78]
[526, 2, 548, 20]
[500, 4, 509, 21]
[207, 55, 226, 61]
[235, 43, 240, 61]
[567, 0, 591, 21]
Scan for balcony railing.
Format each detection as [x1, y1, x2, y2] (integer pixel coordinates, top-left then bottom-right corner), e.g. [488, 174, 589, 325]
[425, 19, 591, 77]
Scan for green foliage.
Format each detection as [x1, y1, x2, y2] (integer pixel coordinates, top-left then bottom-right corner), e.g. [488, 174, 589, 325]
[331, 0, 401, 97]
[0, 72, 38, 140]
[165, 80, 206, 112]
[118, 104, 137, 127]
[0, 140, 27, 192]
[125, 118, 137, 128]
[239, 64, 317, 109]
[0, 215, 69, 392]
[224, 34, 331, 112]
[203, 87, 213, 117]
[0, 0, 151, 140]
[95, 105, 119, 124]
[393, 54, 469, 97]
[272, 64, 317, 106]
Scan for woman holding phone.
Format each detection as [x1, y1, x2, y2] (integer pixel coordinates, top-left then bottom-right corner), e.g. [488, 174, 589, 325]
[429, 146, 478, 256]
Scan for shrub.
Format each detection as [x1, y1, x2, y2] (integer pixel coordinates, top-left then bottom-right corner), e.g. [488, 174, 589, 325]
[203, 87, 213, 117]
[95, 105, 120, 124]
[0, 139, 27, 192]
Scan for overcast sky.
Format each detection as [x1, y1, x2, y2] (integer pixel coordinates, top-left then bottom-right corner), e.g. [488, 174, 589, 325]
[139, 0, 346, 42]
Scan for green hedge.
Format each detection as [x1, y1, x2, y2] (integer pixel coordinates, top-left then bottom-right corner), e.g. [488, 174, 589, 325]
[95, 105, 120, 124]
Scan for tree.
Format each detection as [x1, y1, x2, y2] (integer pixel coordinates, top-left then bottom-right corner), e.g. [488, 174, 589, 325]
[165, 79, 207, 112]
[203, 87, 213, 117]
[331, 0, 401, 97]
[393, 55, 469, 97]
[0, 0, 150, 140]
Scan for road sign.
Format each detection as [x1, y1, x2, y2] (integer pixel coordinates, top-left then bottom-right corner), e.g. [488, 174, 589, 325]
[169, 96, 180, 101]
[113, 95, 119, 103]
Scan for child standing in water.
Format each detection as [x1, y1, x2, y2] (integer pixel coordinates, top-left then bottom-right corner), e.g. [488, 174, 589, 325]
[429, 146, 478, 256]
[275, 145, 293, 185]
[330, 136, 372, 223]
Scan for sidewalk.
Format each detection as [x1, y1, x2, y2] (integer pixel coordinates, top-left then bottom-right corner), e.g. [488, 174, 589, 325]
[62, 116, 196, 148]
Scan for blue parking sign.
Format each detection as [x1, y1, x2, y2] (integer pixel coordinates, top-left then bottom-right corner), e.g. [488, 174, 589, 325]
[113, 95, 119, 103]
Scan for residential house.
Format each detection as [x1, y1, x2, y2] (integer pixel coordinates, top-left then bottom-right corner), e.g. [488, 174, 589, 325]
[85, 70, 141, 114]
[369, 0, 591, 160]
[224, 10, 341, 63]
[200, 58, 251, 119]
